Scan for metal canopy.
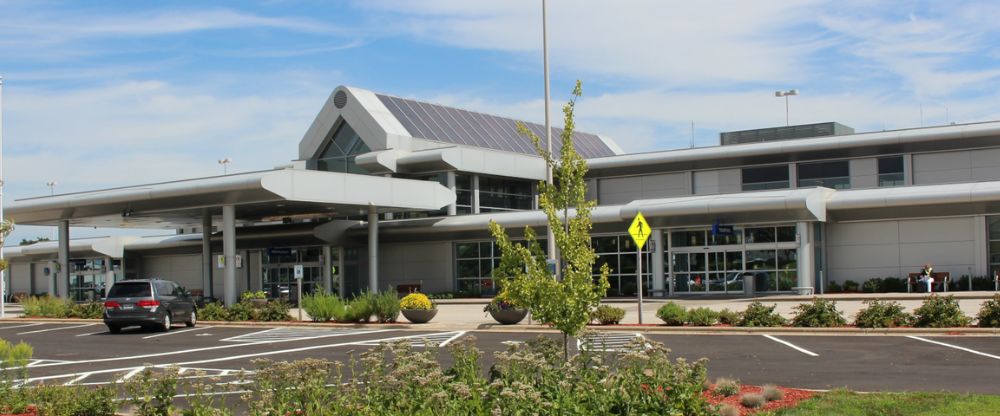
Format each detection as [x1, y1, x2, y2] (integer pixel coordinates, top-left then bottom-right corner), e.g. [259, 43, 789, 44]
[7, 169, 455, 229]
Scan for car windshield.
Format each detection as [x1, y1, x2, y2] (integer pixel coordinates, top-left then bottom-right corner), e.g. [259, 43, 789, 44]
[108, 282, 152, 298]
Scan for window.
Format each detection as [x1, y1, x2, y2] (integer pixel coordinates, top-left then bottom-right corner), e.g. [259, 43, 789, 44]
[479, 176, 533, 212]
[592, 235, 652, 297]
[745, 226, 796, 244]
[455, 239, 545, 295]
[742, 165, 790, 191]
[797, 160, 850, 189]
[989, 217, 1000, 278]
[263, 246, 324, 298]
[456, 174, 472, 214]
[878, 156, 905, 187]
[315, 122, 370, 174]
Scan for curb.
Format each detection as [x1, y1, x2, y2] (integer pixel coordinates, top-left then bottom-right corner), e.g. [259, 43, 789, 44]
[4, 317, 998, 336]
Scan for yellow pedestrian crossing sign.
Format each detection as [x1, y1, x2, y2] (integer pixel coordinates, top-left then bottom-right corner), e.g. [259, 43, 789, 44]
[628, 212, 651, 249]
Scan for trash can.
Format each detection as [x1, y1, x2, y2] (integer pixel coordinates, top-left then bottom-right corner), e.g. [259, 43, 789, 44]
[743, 274, 755, 297]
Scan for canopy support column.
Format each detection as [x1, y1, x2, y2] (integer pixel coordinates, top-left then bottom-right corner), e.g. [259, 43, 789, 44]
[222, 205, 236, 306]
[368, 204, 378, 293]
[57, 220, 69, 298]
[202, 209, 213, 299]
[446, 171, 457, 216]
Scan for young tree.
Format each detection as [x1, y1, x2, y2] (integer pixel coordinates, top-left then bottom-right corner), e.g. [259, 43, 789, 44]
[489, 81, 610, 358]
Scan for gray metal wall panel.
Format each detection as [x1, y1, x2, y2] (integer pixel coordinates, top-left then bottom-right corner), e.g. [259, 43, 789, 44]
[142, 254, 204, 292]
[9, 263, 30, 294]
[913, 151, 973, 184]
[377, 242, 453, 293]
[693, 169, 741, 195]
[598, 173, 688, 205]
[850, 158, 877, 189]
[827, 217, 975, 283]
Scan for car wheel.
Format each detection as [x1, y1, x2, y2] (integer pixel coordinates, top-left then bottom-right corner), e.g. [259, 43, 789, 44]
[107, 324, 122, 334]
[161, 311, 172, 332]
[186, 309, 196, 327]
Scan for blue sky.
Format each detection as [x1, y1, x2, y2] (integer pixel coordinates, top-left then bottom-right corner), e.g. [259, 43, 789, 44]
[2, 0, 1000, 243]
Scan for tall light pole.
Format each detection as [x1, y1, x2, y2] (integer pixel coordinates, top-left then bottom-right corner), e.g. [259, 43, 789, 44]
[218, 157, 232, 175]
[542, 0, 557, 273]
[46, 180, 57, 196]
[775, 89, 798, 126]
[0, 76, 5, 317]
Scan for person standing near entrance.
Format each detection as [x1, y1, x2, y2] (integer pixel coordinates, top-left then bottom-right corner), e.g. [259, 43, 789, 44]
[919, 263, 934, 293]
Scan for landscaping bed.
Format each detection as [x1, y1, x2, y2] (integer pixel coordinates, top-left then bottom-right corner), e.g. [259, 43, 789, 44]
[705, 385, 813, 415]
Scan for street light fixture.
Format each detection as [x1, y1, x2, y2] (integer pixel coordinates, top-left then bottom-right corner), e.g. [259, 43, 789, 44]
[775, 89, 799, 126]
[218, 157, 232, 175]
[46, 180, 57, 196]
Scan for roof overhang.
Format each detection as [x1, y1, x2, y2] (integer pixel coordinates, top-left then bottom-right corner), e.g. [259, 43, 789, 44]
[826, 181, 1000, 221]
[4, 236, 134, 259]
[355, 145, 547, 180]
[586, 121, 1000, 177]
[7, 169, 455, 229]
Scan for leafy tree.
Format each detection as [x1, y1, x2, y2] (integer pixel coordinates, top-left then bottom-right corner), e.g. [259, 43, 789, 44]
[489, 81, 610, 358]
[0, 220, 12, 272]
[18, 237, 49, 246]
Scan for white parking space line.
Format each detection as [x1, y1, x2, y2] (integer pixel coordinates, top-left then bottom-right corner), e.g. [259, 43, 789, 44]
[907, 336, 1000, 361]
[578, 332, 648, 353]
[117, 367, 144, 383]
[219, 327, 368, 343]
[27, 328, 393, 369]
[173, 331, 463, 367]
[762, 335, 819, 357]
[76, 330, 108, 337]
[353, 331, 467, 347]
[142, 326, 214, 340]
[0, 323, 45, 330]
[17, 323, 97, 335]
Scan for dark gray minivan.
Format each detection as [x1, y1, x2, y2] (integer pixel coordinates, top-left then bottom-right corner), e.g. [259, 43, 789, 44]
[103, 279, 196, 333]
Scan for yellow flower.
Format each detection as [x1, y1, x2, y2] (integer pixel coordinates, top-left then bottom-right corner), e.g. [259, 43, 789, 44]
[399, 293, 434, 310]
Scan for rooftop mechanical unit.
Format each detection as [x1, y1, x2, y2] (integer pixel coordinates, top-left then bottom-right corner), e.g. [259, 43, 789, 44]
[720, 122, 854, 146]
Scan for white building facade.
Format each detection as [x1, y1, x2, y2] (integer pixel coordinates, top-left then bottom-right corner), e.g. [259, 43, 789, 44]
[5, 86, 1000, 303]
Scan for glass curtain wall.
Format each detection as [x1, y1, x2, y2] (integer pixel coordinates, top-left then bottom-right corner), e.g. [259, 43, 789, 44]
[479, 176, 533, 212]
[68, 258, 121, 301]
[455, 238, 547, 296]
[988, 216, 1000, 278]
[667, 225, 798, 294]
[262, 246, 324, 299]
[314, 122, 371, 174]
[592, 234, 653, 296]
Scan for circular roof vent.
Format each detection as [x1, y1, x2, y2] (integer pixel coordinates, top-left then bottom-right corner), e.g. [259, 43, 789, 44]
[333, 90, 348, 109]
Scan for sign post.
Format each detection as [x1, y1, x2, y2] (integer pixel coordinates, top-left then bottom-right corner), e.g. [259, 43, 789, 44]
[294, 264, 304, 321]
[628, 212, 651, 324]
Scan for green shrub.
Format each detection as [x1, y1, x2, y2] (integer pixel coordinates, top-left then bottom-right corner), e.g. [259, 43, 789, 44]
[372, 290, 400, 323]
[21, 295, 70, 318]
[913, 295, 971, 328]
[240, 290, 266, 301]
[343, 293, 375, 322]
[197, 302, 228, 321]
[716, 308, 740, 325]
[740, 393, 766, 408]
[854, 299, 912, 328]
[301, 292, 345, 322]
[714, 377, 740, 397]
[882, 277, 907, 292]
[67, 301, 104, 319]
[656, 302, 687, 326]
[842, 280, 860, 292]
[253, 300, 291, 322]
[686, 307, 718, 326]
[591, 305, 625, 325]
[862, 278, 883, 293]
[791, 298, 847, 327]
[762, 384, 784, 401]
[976, 294, 1000, 328]
[225, 301, 254, 321]
[738, 301, 786, 327]
[825, 281, 842, 293]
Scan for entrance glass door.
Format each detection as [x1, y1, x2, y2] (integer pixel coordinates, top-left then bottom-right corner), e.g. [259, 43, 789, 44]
[672, 250, 744, 294]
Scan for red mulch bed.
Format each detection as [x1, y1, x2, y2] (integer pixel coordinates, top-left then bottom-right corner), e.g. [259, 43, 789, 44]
[704, 385, 813, 415]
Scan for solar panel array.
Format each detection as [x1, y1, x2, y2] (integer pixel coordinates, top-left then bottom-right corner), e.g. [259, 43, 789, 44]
[376, 93, 617, 159]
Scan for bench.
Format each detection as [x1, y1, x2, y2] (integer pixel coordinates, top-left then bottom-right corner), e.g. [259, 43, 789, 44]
[396, 284, 421, 295]
[907, 272, 950, 293]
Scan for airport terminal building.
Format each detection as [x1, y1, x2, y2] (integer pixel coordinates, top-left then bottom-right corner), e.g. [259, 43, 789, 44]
[6, 85, 1000, 304]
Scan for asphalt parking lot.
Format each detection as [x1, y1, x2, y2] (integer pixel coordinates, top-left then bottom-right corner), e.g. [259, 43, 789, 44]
[1, 321, 998, 394]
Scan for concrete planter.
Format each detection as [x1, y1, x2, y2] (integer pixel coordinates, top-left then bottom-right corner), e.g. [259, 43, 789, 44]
[401, 308, 438, 324]
[489, 309, 528, 325]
